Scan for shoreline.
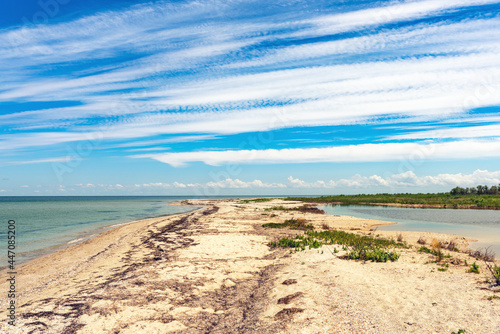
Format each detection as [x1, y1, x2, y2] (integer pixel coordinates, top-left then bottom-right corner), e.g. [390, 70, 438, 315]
[1, 198, 499, 333]
[314, 201, 500, 210]
[0, 205, 201, 270]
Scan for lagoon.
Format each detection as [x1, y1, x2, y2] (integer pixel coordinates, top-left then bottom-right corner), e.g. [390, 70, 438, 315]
[321, 204, 500, 257]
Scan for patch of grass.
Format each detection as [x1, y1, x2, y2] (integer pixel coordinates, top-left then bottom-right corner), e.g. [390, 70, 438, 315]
[264, 205, 289, 211]
[451, 330, 466, 334]
[264, 205, 325, 214]
[468, 262, 480, 274]
[437, 263, 449, 271]
[262, 218, 314, 230]
[418, 246, 451, 260]
[237, 198, 272, 203]
[345, 247, 400, 262]
[268, 229, 404, 262]
[487, 295, 500, 301]
[267, 234, 323, 251]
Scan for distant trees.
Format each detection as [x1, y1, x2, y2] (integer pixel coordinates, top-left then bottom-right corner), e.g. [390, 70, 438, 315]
[450, 184, 499, 195]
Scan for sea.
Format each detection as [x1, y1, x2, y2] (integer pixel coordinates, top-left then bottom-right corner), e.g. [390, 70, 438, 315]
[0, 196, 206, 267]
[321, 204, 500, 258]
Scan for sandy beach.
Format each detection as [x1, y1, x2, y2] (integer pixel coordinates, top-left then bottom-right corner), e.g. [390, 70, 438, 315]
[1, 199, 499, 333]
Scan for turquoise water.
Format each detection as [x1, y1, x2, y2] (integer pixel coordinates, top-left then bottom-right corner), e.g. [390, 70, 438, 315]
[0, 196, 199, 265]
[321, 204, 500, 257]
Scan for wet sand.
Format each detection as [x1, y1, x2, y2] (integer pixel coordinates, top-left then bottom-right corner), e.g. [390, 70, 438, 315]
[0, 199, 499, 333]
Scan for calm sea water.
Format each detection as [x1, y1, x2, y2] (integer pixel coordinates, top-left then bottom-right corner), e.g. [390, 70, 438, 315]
[0, 196, 202, 266]
[321, 204, 500, 257]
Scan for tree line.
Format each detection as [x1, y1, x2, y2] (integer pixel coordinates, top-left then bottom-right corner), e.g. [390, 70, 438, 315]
[450, 184, 499, 195]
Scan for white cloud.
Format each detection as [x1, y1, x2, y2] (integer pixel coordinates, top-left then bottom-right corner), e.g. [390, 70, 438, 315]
[146, 139, 500, 167]
[141, 182, 172, 188]
[287, 169, 500, 189]
[288, 176, 330, 188]
[389, 124, 500, 140]
[204, 178, 286, 189]
[298, 0, 500, 38]
[0, 0, 499, 165]
[1, 50, 499, 153]
[5, 156, 78, 165]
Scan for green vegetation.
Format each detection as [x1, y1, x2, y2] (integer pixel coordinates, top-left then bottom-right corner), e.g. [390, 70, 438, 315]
[487, 295, 500, 301]
[265, 205, 296, 211]
[237, 198, 273, 203]
[418, 246, 451, 260]
[266, 228, 404, 262]
[267, 234, 322, 251]
[264, 205, 325, 214]
[437, 263, 449, 272]
[468, 262, 480, 274]
[262, 218, 314, 231]
[286, 185, 500, 208]
[451, 330, 466, 334]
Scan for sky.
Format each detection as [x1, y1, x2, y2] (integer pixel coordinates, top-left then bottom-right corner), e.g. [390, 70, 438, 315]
[1, 0, 500, 196]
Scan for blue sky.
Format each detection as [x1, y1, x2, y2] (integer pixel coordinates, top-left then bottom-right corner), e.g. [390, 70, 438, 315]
[1, 0, 500, 196]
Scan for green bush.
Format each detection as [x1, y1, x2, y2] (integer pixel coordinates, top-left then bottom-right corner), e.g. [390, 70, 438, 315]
[238, 198, 272, 203]
[267, 229, 402, 262]
[468, 262, 480, 274]
[346, 247, 400, 262]
[262, 218, 314, 230]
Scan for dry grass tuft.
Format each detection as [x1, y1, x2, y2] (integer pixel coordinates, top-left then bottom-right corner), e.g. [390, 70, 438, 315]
[431, 238, 441, 250]
[417, 236, 426, 245]
[446, 240, 456, 251]
[397, 233, 404, 242]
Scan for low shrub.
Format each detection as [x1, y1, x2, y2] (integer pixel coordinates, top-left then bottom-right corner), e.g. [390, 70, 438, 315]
[264, 205, 325, 214]
[238, 198, 272, 203]
[268, 229, 403, 262]
[262, 218, 314, 230]
[345, 247, 400, 262]
[469, 247, 496, 262]
[484, 262, 500, 285]
[446, 240, 457, 251]
[468, 262, 480, 274]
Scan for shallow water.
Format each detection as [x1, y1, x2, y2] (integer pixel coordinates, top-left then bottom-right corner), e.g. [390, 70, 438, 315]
[0, 196, 198, 265]
[321, 204, 500, 257]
